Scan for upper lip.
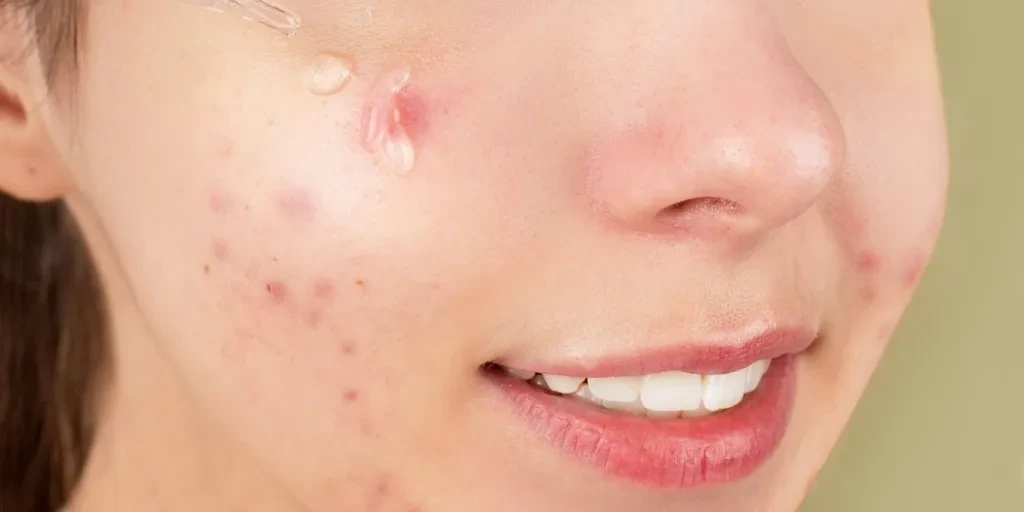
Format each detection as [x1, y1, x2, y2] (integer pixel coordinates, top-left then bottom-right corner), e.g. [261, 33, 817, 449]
[502, 326, 817, 377]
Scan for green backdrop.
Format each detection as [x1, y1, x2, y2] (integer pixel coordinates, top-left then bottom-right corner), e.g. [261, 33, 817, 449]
[801, 1, 1023, 511]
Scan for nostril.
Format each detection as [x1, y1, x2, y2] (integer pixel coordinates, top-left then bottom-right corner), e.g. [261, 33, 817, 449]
[657, 197, 743, 225]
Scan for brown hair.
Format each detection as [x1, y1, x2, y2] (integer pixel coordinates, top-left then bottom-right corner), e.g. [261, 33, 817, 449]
[0, 1, 106, 512]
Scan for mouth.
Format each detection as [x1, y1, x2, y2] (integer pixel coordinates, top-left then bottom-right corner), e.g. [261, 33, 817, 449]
[483, 328, 813, 489]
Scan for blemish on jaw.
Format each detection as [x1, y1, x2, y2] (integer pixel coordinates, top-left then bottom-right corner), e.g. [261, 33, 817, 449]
[340, 342, 357, 356]
[343, 389, 360, 403]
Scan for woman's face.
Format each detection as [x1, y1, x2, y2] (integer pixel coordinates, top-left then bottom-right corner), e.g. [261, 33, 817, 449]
[59, 1, 946, 510]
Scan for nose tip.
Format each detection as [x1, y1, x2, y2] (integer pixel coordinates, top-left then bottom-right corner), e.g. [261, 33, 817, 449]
[586, 100, 845, 240]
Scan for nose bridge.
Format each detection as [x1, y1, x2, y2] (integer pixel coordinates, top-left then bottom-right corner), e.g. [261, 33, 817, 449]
[578, 3, 845, 238]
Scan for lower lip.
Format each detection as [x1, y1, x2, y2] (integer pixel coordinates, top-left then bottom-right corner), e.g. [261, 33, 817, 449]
[490, 356, 796, 488]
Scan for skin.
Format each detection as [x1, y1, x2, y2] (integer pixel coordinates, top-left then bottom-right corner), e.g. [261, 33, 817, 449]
[0, 1, 947, 511]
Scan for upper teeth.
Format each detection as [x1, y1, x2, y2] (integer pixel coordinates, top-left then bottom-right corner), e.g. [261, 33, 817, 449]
[507, 360, 770, 416]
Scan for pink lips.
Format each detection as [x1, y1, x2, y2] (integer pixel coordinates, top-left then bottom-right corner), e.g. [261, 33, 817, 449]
[489, 327, 815, 488]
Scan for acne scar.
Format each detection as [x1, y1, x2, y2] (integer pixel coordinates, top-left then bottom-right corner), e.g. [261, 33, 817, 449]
[26, 166, 36, 176]
[304, 310, 323, 328]
[276, 188, 318, 221]
[203, 264, 211, 275]
[313, 280, 336, 300]
[355, 279, 366, 288]
[265, 281, 289, 302]
[212, 240, 231, 261]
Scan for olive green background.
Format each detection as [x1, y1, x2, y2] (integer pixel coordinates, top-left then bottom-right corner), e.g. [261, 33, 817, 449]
[801, 2, 1023, 511]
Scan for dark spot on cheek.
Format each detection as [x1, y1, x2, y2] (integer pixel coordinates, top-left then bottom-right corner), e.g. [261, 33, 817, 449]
[859, 286, 877, 302]
[213, 240, 231, 261]
[26, 166, 36, 176]
[856, 251, 882, 273]
[276, 188, 317, 222]
[265, 281, 289, 302]
[355, 279, 366, 288]
[203, 264, 211, 275]
[343, 389, 360, 402]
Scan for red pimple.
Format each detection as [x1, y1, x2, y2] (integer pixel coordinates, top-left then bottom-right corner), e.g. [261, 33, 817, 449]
[856, 251, 881, 272]
[209, 192, 231, 214]
[394, 88, 430, 143]
[343, 389, 360, 402]
[276, 188, 317, 222]
[265, 281, 288, 302]
[341, 342, 357, 356]
[212, 239, 231, 261]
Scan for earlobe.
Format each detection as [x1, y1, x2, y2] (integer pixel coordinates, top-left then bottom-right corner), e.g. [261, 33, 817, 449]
[0, 64, 73, 202]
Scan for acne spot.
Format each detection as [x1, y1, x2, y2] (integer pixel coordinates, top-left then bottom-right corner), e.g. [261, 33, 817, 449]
[265, 281, 289, 302]
[304, 310, 323, 328]
[859, 286, 877, 302]
[355, 279, 366, 288]
[313, 280, 336, 300]
[276, 188, 317, 222]
[902, 253, 928, 287]
[212, 240, 231, 261]
[856, 251, 881, 273]
[341, 342, 357, 356]
[343, 389, 360, 403]
[25, 166, 36, 176]
[209, 192, 231, 215]
[217, 139, 234, 158]
[203, 264, 211, 275]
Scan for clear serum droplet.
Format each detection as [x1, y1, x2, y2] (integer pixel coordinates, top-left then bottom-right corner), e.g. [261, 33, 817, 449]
[308, 53, 354, 96]
[180, 0, 302, 35]
[360, 67, 417, 176]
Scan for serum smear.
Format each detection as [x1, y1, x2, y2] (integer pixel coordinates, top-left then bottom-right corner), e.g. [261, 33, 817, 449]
[360, 67, 417, 175]
[180, 0, 302, 35]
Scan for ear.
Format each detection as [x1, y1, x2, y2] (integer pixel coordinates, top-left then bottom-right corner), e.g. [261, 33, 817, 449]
[0, 58, 74, 202]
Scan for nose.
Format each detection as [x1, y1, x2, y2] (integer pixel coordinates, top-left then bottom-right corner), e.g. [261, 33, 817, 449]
[582, 4, 845, 240]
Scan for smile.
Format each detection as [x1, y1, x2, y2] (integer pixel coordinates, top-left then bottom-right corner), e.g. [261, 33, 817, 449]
[484, 328, 815, 489]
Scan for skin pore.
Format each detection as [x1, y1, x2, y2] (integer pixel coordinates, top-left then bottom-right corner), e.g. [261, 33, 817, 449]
[0, 1, 947, 511]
